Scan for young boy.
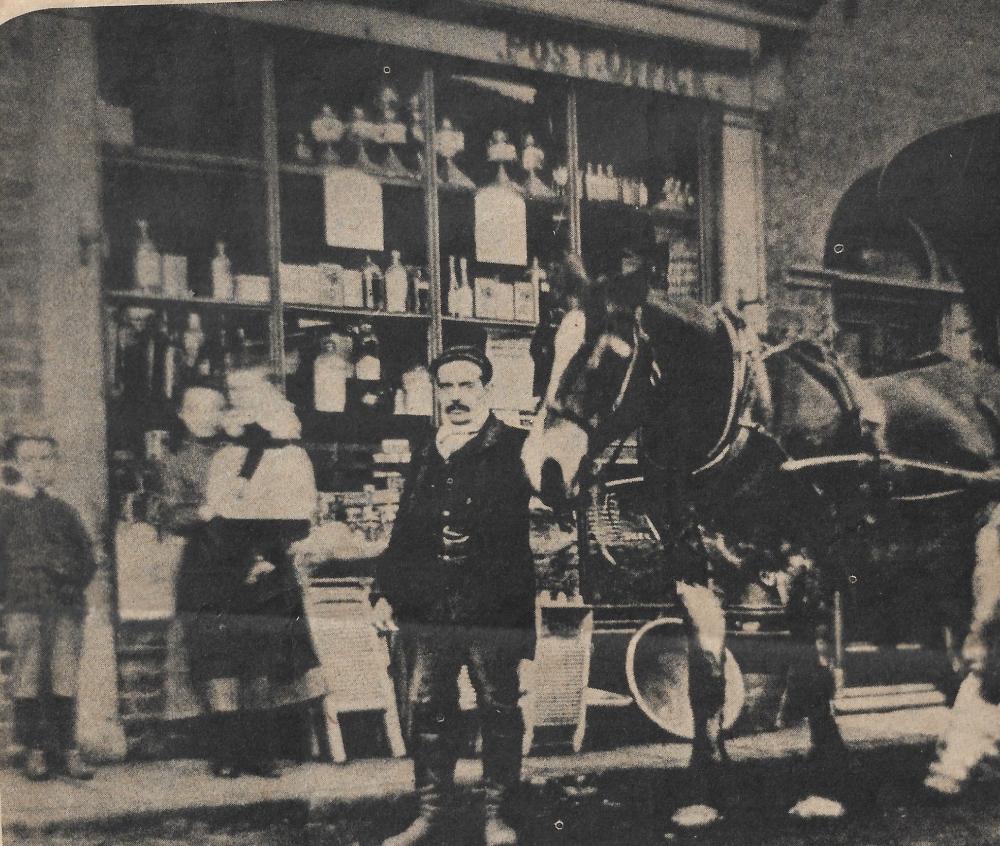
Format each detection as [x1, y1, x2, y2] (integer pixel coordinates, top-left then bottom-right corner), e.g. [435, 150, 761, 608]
[0, 432, 97, 780]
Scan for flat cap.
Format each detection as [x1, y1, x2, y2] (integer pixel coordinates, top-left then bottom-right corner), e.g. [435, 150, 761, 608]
[430, 345, 493, 384]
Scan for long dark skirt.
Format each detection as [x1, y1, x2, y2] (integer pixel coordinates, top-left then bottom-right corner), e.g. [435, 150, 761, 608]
[175, 518, 319, 689]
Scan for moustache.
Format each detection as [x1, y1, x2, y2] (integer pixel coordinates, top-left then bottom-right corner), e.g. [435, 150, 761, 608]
[446, 402, 471, 413]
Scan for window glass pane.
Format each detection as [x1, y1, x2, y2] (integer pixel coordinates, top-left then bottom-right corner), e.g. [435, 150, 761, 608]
[97, 9, 263, 157]
[576, 83, 704, 304]
[434, 61, 569, 345]
[274, 33, 432, 442]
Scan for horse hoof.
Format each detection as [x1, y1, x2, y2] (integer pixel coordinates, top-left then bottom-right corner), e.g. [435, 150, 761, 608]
[671, 804, 721, 829]
[788, 796, 846, 819]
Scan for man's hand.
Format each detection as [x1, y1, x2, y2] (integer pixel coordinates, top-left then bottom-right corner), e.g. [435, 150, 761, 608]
[372, 597, 398, 635]
[963, 630, 988, 673]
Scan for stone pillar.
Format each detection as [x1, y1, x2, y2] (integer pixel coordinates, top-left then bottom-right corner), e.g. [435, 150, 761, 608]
[719, 110, 766, 335]
[32, 10, 127, 762]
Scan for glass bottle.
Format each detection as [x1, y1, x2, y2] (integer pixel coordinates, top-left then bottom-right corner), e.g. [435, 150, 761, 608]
[313, 331, 353, 413]
[355, 324, 382, 381]
[411, 267, 429, 314]
[446, 255, 459, 316]
[452, 257, 473, 318]
[361, 255, 384, 311]
[133, 219, 161, 292]
[384, 249, 409, 313]
[515, 257, 541, 323]
[537, 260, 552, 326]
[211, 240, 233, 300]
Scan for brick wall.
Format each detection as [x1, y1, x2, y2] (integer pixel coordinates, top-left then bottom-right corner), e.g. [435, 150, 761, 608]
[762, 0, 1000, 336]
[0, 16, 43, 432]
[0, 11, 127, 761]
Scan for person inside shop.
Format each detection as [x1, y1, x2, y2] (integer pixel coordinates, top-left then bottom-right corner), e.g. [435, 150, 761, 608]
[155, 380, 227, 534]
[0, 430, 98, 781]
[375, 345, 535, 846]
[173, 372, 321, 779]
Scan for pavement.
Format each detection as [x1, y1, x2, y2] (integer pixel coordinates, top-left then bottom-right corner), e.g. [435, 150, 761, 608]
[0, 706, 949, 837]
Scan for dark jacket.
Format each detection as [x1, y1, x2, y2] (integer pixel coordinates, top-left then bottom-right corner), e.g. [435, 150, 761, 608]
[377, 414, 535, 638]
[0, 488, 98, 614]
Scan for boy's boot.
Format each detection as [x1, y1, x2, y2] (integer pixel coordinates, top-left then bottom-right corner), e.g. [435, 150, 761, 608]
[51, 696, 93, 780]
[16, 698, 48, 780]
[10, 698, 36, 762]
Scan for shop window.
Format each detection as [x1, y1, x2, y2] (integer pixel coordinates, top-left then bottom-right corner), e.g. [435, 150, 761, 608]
[577, 83, 709, 304]
[95, 8, 722, 618]
[432, 60, 569, 377]
[273, 34, 433, 460]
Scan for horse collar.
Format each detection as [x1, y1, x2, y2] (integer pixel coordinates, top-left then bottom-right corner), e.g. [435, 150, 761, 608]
[690, 305, 759, 478]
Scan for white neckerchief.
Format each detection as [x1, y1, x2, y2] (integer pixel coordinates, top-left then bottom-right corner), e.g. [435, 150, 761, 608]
[435, 407, 489, 461]
[3, 479, 38, 498]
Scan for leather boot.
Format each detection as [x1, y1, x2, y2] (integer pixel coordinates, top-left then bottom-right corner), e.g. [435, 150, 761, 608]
[382, 732, 453, 846]
[50, 697, 94, 780]
[61, 748, 95, 781]
[10, 698, 38, 763]
[24, 748, 49, 781]
[481, 708, 523, 846]
[484, 793, 519, 846]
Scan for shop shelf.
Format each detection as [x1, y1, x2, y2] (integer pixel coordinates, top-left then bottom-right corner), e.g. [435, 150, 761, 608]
[441, 314, 538, 331]
[438, 180, 565, 207]
[102, 144, 265, 175]
[279, 160, 423, 189]
[103, 289, 271, 313]
[283, 301, 431, 322]
[583, 198, 697, 226]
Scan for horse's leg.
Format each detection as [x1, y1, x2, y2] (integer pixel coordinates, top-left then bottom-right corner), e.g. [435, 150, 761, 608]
[782, 548, 848, 818]
[672, 580, 729, 828]
[786, 635, 849, 818]
[925, 502, 1000, 797]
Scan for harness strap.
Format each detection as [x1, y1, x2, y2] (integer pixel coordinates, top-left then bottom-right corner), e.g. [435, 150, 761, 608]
[610, 323, 643, 415]
[690, 306, 758, 477]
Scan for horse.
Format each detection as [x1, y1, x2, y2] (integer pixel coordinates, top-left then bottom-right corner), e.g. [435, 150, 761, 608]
[521, 254, 1000, 826]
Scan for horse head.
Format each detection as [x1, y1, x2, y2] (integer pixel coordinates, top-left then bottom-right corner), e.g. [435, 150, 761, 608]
[523, 252, 736, 508]
[522, 251, 662, 505]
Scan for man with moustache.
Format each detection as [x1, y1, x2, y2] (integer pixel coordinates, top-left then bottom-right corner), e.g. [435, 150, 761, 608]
[376, 346, 534, 846]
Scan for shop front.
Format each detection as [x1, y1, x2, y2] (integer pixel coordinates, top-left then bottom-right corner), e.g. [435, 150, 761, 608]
[2, 1, 790, 759]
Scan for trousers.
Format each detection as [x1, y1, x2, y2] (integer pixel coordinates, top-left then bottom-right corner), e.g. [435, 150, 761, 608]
[397, 622, 526, 795]
[6, 610, 85, 698]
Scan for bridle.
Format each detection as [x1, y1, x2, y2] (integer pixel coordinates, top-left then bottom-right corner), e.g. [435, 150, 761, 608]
[541, 302, 761, 492]
[542, 313, 648, 439]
